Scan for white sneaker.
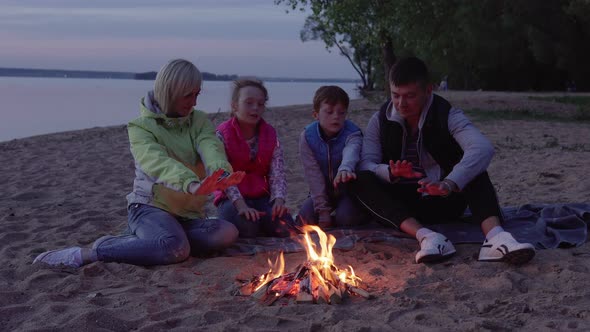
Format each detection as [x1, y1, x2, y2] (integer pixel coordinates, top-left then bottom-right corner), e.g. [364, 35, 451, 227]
[478, 231, 535, 264]
[416, 232, 456, 263]
[33, 247, 84, 268]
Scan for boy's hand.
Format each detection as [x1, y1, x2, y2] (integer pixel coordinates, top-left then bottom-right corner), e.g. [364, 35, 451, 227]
[389, 160, 423, 179]
[271, 198, 289, 220]
[194, 169, 245, 195]
[417, 179, 455, 196]
[333, 170, 356, 188]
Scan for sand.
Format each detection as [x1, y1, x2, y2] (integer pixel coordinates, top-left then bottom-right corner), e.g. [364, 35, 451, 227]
[1, 91, 590, 331]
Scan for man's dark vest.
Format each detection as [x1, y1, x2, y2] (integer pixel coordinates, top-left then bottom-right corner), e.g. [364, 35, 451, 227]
[378, 94, 464, 177]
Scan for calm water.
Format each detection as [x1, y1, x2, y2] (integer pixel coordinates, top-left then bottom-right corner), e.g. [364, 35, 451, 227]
[0, 77, 359, 142]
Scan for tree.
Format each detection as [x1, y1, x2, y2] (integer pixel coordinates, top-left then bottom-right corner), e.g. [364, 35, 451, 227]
[276, 0, 397, 92]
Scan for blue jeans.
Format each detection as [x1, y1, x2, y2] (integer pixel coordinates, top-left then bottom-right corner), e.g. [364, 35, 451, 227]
[298, 192, 369, 227]
[216, 197, 296, 238]
[95, 204, 238, 266]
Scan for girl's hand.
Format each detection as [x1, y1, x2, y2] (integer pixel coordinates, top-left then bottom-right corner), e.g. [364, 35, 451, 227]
[235, 199, 265, 222]
[333, 170, 356, 188]
[389, 160, 424, 179]
[271, 198, 289, 220]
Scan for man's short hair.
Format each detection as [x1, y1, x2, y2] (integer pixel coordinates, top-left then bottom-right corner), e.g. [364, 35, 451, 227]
[313, 85, 350, 112]
[389, 57, 430, 87]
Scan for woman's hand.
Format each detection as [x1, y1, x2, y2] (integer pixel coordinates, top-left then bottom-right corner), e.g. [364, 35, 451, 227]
[389, 160, 424, 179]
[194, 169, 245, 195]
[271, 198, 289, 220]
[333, 170, 356, 188]
[235, 199, 265, 222]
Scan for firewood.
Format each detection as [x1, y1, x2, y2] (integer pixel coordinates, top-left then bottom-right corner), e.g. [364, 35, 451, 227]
[327, 285, 342, 304]
[238, 283, 253, 296]
[251, 283, 270, 300]
[348, 286, 372, 299]
[316, 284, 329, 304]
[296, 276, 312, 303]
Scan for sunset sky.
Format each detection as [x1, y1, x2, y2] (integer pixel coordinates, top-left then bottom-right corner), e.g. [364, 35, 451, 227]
[0, 0, 357, 79]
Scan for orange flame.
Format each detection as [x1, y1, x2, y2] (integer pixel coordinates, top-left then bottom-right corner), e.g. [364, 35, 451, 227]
[251, 224, 361, 297]
[300, 225, 361, 287]
[254, 252, 285, 291]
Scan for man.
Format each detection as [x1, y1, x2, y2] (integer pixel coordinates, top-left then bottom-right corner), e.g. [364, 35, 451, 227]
[353, 56, 535, 264]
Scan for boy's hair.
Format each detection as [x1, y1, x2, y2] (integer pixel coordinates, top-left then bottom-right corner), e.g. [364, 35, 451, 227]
[388, 56, 430, 87]
[313, 85, 350, 112]
[154, 59, 202, 115]
[231, 78, 269, 107]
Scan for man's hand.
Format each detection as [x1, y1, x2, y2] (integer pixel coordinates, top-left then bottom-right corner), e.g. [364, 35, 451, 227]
[235, 199, 265, 222]
[271, 198, 289, 220]
[417, 179, 454, 196]
[389, 160, 424, 179]
[194, 169, 245, 195]
[333, 170, 356, 188]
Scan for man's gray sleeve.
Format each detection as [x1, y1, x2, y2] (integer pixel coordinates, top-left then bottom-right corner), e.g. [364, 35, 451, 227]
[358, 112, 391, 182]
[445, 107, 495, 190]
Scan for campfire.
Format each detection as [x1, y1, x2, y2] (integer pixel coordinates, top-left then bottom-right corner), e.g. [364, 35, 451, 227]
[235, 225, 372, 305]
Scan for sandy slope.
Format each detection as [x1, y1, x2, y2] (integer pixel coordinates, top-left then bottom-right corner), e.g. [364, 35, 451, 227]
[1, 92, 589, 331]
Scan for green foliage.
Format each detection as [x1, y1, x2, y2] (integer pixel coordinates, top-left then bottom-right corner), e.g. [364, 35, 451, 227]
[276, 0, 590, 91]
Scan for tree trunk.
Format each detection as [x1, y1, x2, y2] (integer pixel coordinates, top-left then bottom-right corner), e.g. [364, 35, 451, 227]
[381, 33, 396, 94]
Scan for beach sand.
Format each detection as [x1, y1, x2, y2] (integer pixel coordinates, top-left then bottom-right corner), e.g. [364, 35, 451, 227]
[1, 92, 589, 331]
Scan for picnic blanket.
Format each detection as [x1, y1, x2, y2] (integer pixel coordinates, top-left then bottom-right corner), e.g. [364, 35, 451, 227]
[221, 203, 590, 256]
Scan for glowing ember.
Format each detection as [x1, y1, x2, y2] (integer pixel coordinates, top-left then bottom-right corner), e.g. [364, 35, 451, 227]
[235, 225, 371, 305]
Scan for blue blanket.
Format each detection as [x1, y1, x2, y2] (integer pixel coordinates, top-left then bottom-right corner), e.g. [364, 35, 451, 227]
[222, 203, 590, 256]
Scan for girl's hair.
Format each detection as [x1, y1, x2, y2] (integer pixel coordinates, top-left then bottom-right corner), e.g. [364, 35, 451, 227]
[154, 59, 202, 115]
[230, 78, 268, 115]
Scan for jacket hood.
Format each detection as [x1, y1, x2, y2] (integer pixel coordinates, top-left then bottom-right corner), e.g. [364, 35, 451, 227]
[139, 90, 193, 127]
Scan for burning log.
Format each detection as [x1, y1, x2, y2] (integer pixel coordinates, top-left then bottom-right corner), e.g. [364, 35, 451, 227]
[235, 225, 373, 305]
[296, 276, 313, 304]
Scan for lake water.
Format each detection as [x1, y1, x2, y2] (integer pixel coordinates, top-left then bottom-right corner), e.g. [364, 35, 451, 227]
[0, 77, 359, 142]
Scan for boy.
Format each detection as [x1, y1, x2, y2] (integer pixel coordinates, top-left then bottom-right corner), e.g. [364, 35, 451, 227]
[297, 86, 368, 228]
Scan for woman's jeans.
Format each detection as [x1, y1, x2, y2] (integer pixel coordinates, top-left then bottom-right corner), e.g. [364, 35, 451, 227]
[95, 203, 238, 266]
[216, 196, 296, 238]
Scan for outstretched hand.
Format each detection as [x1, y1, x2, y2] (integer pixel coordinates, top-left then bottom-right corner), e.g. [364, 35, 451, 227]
[333, 170, 356, 188]
[271, 198, 289, 220]
[417, 179, 451, 196]
[194, 169, 245, 195]
[389, 160, 423, 179]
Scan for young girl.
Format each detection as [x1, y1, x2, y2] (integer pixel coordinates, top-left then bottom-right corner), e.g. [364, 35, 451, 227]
[298, 85, 369, 228]
[215, 79, 295, 238]
[34, 59, 244, 268]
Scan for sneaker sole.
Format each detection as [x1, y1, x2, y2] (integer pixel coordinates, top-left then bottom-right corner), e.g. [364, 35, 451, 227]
[504, 248, 536, 265]
[479, 248, 535, 265]
[416, 251, 456, 264]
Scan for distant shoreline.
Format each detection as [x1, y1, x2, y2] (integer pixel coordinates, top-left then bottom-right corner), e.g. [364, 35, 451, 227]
[0, 67, 359, 84]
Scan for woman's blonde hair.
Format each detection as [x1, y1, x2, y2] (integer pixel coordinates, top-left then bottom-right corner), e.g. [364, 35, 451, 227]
[154, 59, 202, 115]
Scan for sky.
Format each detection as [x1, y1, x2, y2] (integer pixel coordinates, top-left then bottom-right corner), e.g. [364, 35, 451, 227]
[0, 0, 358, 79]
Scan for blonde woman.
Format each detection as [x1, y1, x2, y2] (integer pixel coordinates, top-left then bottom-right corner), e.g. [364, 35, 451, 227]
[34, 59, 244, 267]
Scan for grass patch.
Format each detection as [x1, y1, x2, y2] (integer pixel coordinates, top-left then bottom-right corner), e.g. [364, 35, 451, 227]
[529, 95, 590, 106]
[464, 108, 590, 122]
